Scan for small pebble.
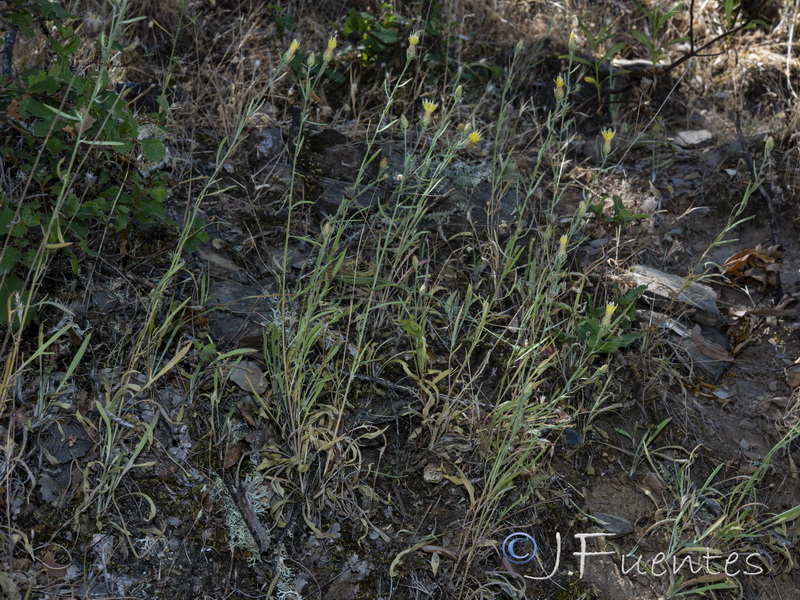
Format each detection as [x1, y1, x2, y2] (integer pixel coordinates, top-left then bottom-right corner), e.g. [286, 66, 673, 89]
[564, 427, 582, 448]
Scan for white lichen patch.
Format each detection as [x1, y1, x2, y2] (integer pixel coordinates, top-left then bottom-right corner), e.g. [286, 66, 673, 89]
[214, 472, 272, 567]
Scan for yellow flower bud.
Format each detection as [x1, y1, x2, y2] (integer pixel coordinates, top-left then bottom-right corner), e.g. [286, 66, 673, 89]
[601, 302, 617, 328]
[407, 32, 420, 61]
[285, 39, 300, 62]
[323, 36, 337, 63]
[554, 75, 566, 102]
[557, 235, 568, 261]
[601, 128, 615, 157]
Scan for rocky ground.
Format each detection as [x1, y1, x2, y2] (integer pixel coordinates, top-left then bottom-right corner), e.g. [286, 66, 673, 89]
[2, 1, 799, 599]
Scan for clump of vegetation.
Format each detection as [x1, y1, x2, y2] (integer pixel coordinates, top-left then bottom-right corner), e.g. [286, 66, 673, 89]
[1, 1, 798, 599]
[0, 1, 172, 328]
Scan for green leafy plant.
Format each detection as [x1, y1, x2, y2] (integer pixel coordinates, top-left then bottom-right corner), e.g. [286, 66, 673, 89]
[588, 194, 650, 227]
[574, 284, 647, 354]
[266, 3, 293, 37]
[460, 60, 505, 86]
[340, 5, 408, 66]
[0, 1, 170, 327]
[631, 1, 688, 66]
[288, 51, 345, 84]
[563, 19, 627, 109]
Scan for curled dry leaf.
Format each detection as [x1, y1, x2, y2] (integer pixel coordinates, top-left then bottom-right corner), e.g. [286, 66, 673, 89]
[229, 360, 268, 394]
[721, 244, 783, 291]
[42, 550, 69, 579]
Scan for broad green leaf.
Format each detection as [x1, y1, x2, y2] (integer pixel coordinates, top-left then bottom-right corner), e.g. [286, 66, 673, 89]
[604, 42, 627, 60]
[631, 31, 653, 48]
[371, 28, 398, 44]
[140, 138, 166, 163]
[0, 246, 21, 274]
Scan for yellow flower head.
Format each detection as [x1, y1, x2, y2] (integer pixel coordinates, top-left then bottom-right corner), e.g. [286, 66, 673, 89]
[601, 127, 615, 156]
[323, 36, 337, 63]
[421, 99, 438, 126]
[601, 302, 617, 328]
[285, 39, 300, 61]
[554, 75, 566, 102]
[557, 235, 568, 261]
[467, 130, 481, 147]
[569, 32, 577, 52]
[407, 32, 421, 61]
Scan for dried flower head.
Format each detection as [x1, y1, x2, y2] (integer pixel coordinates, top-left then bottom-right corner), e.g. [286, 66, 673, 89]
[82, 13, 103, 39]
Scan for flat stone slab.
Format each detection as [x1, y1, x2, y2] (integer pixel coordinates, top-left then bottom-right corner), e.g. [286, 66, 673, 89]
[626, 265, 722, 325]
[673, 129, 714, 149]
